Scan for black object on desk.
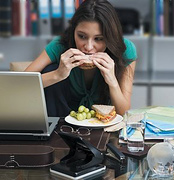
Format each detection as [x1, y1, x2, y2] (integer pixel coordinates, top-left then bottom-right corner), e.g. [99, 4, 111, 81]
[50, 132, 106, 179]
[106, 143, 126, 164]
[104, 143, 127, 178]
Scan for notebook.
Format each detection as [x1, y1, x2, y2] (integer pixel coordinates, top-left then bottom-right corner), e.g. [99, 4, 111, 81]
[119, 106, 174, 143]
[0, 71, 59, 140]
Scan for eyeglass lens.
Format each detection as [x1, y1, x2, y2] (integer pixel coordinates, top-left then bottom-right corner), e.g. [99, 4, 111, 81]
[77, 127, 90, 136]
[60, 125, 73, 133]
[60, 125, 90, 136]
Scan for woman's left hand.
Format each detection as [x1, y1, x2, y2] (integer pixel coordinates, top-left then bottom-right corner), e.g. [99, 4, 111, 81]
[91, 52, 117, 86]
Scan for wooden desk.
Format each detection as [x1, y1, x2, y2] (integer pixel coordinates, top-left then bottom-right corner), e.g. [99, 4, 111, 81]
[0, 118, 110, 152]
[0, 119, 146, 179]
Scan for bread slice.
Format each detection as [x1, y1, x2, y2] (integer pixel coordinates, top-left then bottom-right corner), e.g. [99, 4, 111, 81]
[79, 55, 96, 69]
[92, 105, 115, 116]
[79, 59, 96, 69]
[79, 63, 96, 69]
[92, 104, 116, 123]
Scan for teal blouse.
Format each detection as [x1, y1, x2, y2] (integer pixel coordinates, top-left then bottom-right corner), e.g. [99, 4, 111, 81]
[45, 37, 137, 110]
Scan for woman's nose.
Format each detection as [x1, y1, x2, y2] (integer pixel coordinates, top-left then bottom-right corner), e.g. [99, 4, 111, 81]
[84, 40, 94, 51]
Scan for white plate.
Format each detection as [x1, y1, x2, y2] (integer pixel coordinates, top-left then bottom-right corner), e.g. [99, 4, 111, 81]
[65, 114, 123, 128]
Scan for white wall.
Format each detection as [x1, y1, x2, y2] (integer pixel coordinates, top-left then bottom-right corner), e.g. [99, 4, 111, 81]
[0, 38, 48, 70]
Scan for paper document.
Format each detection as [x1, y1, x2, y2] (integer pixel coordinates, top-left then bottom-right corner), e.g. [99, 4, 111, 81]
[119, 106, 174, 141]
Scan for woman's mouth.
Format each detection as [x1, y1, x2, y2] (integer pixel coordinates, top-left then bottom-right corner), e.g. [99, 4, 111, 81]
[84, 53, 93, 55]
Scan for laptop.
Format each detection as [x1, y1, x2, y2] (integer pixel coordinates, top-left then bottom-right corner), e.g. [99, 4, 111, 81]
[0, 71, 59, 140]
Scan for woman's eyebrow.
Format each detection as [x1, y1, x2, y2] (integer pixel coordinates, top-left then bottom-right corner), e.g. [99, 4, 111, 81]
[76, 31, 87, 34]
[77, 31, 103, 36]
[95, 35, 103, 37]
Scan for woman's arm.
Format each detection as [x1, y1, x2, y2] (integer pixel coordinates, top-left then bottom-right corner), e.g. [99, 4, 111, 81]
[25, 50, 63, 88]
[109, 61, 136, 115]
[25, 49, 89, 88]
[92, 52, 136, 115]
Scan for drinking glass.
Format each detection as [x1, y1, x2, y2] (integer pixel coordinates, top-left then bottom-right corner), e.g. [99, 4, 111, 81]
[125, 111, 146, 152]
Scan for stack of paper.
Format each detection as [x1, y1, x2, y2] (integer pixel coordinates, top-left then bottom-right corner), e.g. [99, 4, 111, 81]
[119, 106, 174, 143]
[145, 106, 174, 139]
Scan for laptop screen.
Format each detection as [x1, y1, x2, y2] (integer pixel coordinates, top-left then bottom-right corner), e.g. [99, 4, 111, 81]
[0, 72, 49, 134]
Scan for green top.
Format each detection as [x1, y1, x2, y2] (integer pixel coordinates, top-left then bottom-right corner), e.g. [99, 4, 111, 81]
[45, 37, 137, 110]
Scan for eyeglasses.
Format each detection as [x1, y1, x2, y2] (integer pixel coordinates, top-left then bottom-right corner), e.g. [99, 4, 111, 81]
[60, 125, 91, 136]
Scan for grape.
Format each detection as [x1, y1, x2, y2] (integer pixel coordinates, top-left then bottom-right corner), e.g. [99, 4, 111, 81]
[82, 112, 87, 119]
[90, 110, 96, 117]
[78, 105, 85, 113]
[70, 111, 76, 117]
[70, 110, 76, 117]
[70, 105, 95, 120]
[77, 113, 84, 121]
[86, 112, 92, 119]
[70, 111, 73, 116]
[84, 108, 89, 113]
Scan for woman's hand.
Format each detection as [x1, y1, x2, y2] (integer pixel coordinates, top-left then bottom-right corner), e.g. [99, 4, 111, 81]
[91, 52, 117, 86]
[57, 48, 88, 80]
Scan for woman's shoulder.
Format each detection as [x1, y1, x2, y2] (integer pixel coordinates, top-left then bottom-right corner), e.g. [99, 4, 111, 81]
[123, 38, 137, 64]
[45, 36, 65, 63]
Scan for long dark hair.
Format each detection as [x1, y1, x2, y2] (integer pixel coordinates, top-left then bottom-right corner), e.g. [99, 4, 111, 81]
[60, 0, 126, 104]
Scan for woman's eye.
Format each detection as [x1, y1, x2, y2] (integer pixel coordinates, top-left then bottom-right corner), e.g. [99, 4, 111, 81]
[78, 34, 86, 39]
[95, 37, 104, 41]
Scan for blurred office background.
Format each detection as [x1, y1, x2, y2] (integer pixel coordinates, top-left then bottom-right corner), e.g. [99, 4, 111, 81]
[0, 0, 174, 109]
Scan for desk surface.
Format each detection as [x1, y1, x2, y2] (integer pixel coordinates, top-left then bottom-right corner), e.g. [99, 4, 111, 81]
[0, 149, 147, 180]
[0, 119, 148, 180]
[0, 149, 148, 179]
[0, 118, 110, 152]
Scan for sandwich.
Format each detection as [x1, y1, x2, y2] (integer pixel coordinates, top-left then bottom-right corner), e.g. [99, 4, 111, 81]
[79, 55, 96, 70]
[92, 104, 116, 123]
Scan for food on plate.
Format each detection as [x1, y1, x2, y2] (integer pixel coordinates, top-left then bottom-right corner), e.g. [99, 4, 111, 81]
[70, 110, 76, 117]
[91, 104, 116, 123]
[90, 110, 95, 117]
[76, 113, 84, 121]
[70, 104, 116, 122]
[70, 105, 96, 121]
[79, 55, 96, 70]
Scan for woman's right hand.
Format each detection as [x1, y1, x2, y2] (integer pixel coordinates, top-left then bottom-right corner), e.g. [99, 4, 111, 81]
[57, 48, 88, 80]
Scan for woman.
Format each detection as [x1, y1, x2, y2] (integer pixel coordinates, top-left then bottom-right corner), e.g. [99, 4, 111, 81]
[25, 0, 137, 117]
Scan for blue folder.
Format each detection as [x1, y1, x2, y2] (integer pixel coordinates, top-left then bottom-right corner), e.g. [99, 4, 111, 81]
[120, 106, 174, 140]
